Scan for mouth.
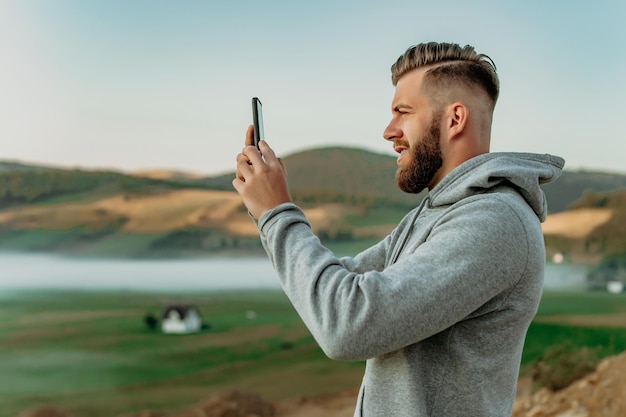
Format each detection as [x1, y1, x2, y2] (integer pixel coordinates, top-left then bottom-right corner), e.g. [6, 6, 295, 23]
[395, 145, 408, 163]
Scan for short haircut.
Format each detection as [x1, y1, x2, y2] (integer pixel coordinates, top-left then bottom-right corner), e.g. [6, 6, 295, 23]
[391, 42, 499, 109]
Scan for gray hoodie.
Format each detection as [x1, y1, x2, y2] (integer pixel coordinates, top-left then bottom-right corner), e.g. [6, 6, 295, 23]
[256, 152, 565, 416]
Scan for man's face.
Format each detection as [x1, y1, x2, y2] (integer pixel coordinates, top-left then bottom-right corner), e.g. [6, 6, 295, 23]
[383, 69, 444, 194]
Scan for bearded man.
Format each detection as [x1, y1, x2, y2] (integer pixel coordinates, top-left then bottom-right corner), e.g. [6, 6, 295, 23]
[233, 41, 564, 417]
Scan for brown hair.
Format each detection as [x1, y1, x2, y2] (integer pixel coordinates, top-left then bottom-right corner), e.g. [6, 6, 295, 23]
[391, 42, 499, 108]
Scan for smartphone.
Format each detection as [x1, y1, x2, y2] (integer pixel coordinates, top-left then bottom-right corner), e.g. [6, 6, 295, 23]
[252, 97, 264, 149]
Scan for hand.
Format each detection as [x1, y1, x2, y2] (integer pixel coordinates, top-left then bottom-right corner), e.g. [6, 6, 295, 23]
[232, 126, 291, 219]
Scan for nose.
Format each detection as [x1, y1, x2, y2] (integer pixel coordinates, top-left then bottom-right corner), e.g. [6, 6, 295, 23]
[383, 120, 402, 142]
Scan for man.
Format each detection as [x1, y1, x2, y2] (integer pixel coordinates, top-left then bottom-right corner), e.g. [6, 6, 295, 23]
[233, 42, 564, 416]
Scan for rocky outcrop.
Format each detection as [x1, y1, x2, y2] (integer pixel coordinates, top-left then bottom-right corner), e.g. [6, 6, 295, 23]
[512, 351, 626, 417]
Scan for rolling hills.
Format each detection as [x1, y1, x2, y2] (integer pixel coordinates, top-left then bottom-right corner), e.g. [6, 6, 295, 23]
[542, 188, 626, 267]
[1, 148, 625, 260]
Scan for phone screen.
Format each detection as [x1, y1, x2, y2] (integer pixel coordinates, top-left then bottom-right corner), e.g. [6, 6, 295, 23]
[252, 97, 264, 149]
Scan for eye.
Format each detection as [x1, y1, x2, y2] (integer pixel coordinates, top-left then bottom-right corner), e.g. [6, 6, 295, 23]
[393, 106, 412, 115]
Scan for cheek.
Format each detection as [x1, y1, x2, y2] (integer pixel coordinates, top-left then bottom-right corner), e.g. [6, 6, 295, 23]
[405, 122, 424, 146]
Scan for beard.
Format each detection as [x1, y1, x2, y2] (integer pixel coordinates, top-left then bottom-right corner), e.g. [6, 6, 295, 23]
[396, 112, 443, 194]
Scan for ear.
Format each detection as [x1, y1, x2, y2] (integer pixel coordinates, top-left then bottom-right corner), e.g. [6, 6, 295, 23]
[446, 102, 468, 140]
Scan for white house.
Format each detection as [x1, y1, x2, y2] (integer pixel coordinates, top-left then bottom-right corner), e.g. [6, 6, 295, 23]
[607, 281, 624, 294]
[161, 304, 202, 334]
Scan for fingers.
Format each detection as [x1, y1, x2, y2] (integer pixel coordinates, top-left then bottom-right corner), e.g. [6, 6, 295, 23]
[232, 176, 244, 193]
[244, 144, 264, 166]
[235, 151, 253, 180]
[258, 141, 278, 164]
[252, 141, 287, 175]
[236, 144, 266, 180]
[245, 125, 254, 147]
[235, 136, 284, 183]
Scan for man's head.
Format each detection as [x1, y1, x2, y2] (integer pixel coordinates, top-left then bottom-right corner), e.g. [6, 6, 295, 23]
[385, 42, 499, 193]
[391, 42, 499, 109]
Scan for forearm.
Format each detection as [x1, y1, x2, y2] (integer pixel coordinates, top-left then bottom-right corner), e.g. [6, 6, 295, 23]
[258, 199, 533, 361]
[258, 203, 387, 359]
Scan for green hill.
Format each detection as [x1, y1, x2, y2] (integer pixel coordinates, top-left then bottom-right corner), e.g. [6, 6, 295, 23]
[282, 147, 424, 208]
[544, 188, 626, 262]
[195, 147, 626, 214]
[1, 150, 625, 259]
[192, 147, 424, 208]
[541, 170, 626, 213]
[6, 149, 623, 214]
[0, 160, 51, 172]
[0, 162, 211, 209]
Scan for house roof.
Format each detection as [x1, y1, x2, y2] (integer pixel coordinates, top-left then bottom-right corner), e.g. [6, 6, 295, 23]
[162, 304, 200, 320]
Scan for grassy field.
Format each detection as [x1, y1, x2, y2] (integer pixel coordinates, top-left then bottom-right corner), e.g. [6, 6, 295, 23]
[0, 290, 364, 416]
[1, 289, 626, 417]
[522, 291, 626, 365]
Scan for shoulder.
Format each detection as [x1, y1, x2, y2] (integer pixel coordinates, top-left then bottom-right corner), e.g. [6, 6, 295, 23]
[449, 188, 539, 226]
[431, 190, 543, 252]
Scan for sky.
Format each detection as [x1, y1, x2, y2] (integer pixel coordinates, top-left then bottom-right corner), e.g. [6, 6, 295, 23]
[1, 0, 625, 176]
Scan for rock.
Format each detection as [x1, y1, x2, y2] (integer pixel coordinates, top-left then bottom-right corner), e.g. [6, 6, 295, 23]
[512, 351, 626, 417]
[173, 390, 275, 417]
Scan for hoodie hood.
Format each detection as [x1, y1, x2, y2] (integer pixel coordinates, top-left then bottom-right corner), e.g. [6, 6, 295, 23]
[429, 152, 565, 222]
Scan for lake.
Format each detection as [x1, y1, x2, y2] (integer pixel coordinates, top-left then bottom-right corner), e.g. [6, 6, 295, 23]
[0, 252, 280, 292]
[0, 252, 589, 292]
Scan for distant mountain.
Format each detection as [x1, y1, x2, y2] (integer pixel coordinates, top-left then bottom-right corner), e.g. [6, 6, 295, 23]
[0, 160, 60, 172]
[541, 170, 626, 213]
[0, 162, 213, 209]
[1, 150, 625, 259]
[282, 147, 424, 208]
[190, 148, 626, 213]
[573, 189, 626, 258]
[543, 188, 626, 263]
[131, 169, 206, 181]
[4, 150, 626, 213]
[184, 147, 426, 207]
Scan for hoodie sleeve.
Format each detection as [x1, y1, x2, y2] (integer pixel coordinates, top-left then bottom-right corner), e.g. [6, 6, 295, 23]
[257, 195, 539, 361]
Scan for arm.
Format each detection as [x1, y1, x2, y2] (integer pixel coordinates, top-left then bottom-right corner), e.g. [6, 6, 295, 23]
[232, 135, 391, 274]
[257, 196, 533, 361]
[232, 138, 532, 361]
